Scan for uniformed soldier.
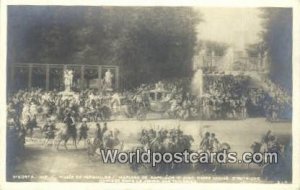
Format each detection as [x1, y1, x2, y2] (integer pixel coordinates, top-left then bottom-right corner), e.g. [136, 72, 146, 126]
[43, 118, 57, 146]
[200, 132, 210, 152]
[63, 112, 76, 135]
[209, 133, 220, 152]
[78, 118, 89, 146]
[267, 135, 281, 153]
[43, 118, 56, 139]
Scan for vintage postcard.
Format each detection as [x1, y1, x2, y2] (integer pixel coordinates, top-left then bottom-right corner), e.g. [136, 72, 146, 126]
[1, 0, 299, 189]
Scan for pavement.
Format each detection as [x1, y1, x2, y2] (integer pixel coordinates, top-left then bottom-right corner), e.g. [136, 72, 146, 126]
[9, 118, 292, 182]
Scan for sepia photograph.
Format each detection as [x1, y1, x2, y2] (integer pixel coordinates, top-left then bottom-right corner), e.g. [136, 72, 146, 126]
[2, 1, 298, 187]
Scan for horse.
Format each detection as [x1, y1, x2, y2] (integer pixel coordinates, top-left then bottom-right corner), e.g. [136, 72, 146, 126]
[250, 141, 288, 181]
[102, 129, 123, 150]
[54, 123, 77, 150]
[97, 105, 112, 122]
[86, 126, 108, 159]
[128, 145, 152, 172]
[41, 124, 56, 147]
[22, 115, 38, 138]
[196, 142, 231, 173]
[87, 138, 104, 160]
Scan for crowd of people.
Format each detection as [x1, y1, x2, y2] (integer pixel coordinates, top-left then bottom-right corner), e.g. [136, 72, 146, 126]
[263, 78, 292, 121]
[5, 74, 292, 154]
[201, 74, 292, 120]
[200, 75, 250, 120]
[6, 74, 292, 128]
[5, 73, 292, 179]
[5, 74, 292, 139]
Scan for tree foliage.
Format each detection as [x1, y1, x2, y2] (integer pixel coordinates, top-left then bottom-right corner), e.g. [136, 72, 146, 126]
[259, 8, 292, 92]
[204, 40, 229, 57]
[8, 6, 201, 88]
[195, 40, 229, 57]
[245, 42, 267, 58]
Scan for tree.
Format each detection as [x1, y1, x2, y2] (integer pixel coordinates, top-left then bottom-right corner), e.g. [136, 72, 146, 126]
[259, 8, 292, 92]
[8, 7, 201, 89]
[195, 40, 229, 57]
[246, 41, 268, 67]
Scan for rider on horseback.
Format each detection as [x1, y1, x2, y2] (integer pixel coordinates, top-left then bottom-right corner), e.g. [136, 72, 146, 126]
[260, 130, 281, 153]
[200, 132, 210, 152]
[63, 112, 76, 138]
[43, 118, 56, 140]
[92, 122, 108, 149]
[208, 133, 220, 152]
[266, 135, 281, 153]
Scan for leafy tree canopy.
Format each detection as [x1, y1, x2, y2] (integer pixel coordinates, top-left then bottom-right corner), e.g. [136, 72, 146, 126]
[259, 8, 292, 92]
[8, 6, 201, 88]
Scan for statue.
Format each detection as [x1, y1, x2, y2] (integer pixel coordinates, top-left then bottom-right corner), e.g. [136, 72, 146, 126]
[104, 69, 113, 91]
[155, 81, 164, 90]
[64, 69, 73, 92]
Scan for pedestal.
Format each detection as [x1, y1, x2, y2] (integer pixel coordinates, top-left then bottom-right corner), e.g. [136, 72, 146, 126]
[59, 90, 77, 100]
[105, 88, 113, 96]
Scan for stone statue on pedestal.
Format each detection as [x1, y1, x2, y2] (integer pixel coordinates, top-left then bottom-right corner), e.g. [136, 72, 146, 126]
[64, 69, 73, 92]
[104, 69, 113, 91]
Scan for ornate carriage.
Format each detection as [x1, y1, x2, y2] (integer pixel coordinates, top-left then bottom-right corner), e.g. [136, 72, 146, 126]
[147, 88, 171, 112]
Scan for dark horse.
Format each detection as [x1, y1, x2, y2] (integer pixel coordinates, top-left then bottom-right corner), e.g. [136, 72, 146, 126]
[251, 141, 291, 182]
[55, 123, 77, 150]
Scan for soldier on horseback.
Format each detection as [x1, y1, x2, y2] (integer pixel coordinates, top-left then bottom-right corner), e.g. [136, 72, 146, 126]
[139, 129, 150, 146]
[92, 122, 107, 144]
[200, 132, 210, 152]
[63, 112, 76, 136]
[209, 133, 220, 152]
[42, 118, 57, 146]
[58, 111, 77, 149]
[102, 127, 123, 150]
[86, 122, 109, 158]
[266, 135, 281, 153]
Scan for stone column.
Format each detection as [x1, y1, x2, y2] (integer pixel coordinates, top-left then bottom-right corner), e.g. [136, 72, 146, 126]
[28, 64, 32, 89]
[98, 66, 102, 91]
[46, 65, 50, 90]
[115, 66, 119, 90]
[63, 65, 67, 91]
[81, 65, 85, 90]
[10, 66, 15, 89]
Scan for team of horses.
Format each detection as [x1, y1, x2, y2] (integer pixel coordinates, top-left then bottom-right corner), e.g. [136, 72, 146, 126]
[20, 113, 291, 181]
[43, 123, 123, 151]
[251, 140, 292, 181]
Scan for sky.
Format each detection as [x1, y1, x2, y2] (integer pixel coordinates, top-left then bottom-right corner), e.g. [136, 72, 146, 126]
[195, 8, 263, 50]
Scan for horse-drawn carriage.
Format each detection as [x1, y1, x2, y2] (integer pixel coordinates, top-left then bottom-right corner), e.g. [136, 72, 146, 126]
[117, 87, 172, 120]
[148, 89, 171, 112]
